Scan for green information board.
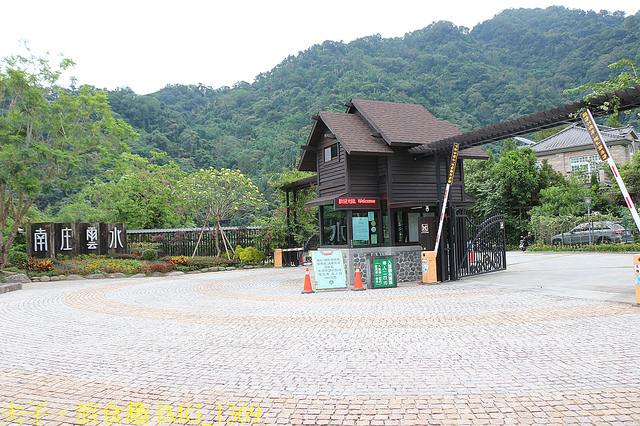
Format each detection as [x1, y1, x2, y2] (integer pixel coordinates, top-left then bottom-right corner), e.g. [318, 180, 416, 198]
[371, 258, 396, 288]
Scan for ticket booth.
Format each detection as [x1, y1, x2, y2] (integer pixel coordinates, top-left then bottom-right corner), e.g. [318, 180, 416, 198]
[295, 99, 488, 284]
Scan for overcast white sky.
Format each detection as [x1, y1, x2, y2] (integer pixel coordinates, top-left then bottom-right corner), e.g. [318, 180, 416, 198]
[2, 0, 638, 95]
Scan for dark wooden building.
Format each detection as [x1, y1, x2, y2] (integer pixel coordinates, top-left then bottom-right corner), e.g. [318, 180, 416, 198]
[297, 99, 487, 284]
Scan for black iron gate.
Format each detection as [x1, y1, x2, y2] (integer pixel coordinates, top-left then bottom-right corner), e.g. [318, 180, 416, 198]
[449, 209, 506, 280]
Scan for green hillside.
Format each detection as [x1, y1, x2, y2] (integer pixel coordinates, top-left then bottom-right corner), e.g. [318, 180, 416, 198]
[104, 6, 639, 197]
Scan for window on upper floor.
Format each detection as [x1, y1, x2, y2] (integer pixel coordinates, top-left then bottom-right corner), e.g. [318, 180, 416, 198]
[324, 144, 338, 163]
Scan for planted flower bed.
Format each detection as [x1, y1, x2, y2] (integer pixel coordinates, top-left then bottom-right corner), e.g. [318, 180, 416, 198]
[1, 254, 243, 279]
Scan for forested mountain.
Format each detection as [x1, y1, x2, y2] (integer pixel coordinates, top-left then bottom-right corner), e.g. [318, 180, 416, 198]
[105, 6, 640, 196]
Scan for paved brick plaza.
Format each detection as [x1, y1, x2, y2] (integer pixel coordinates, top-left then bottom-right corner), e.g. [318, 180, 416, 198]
[1, 266, 640, 425]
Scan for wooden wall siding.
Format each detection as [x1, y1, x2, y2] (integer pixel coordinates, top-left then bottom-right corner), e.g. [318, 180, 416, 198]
[317, 137, 347, 198]
[348, 156, 379, 197]
[377, 157, 388, 197]
[389, 150, 432, 203]
[389, 152, 465, 204]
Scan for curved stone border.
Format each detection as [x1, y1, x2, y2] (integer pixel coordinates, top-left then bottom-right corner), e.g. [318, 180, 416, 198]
[60, 275, 638, 329]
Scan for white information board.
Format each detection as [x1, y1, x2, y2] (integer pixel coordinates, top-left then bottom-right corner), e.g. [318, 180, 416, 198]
[310, 250, 347, 289]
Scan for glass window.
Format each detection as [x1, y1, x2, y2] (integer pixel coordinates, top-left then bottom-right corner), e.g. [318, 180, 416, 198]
[352, 210, 380, 246]
[395, 212, 405, 243]
[321, 205, 347, 245]
[324, 144, 338, 162]
[395, 210, 429, 244]
[408, 213, 420, 242]
[382, 208, 389, 244]
[570, 155, 601, 177]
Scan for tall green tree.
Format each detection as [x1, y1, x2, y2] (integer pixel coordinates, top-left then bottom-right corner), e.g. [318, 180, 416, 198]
[56, 152, 186, 228]
[175, 168, 263, 255]
[0, 52, 135, 264]
[466, 147, 559, 244]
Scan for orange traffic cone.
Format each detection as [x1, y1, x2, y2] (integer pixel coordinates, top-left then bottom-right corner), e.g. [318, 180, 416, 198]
[352, 265, 365, 291]
[302, 268, 314, 294]
[470, 249, 475, 262]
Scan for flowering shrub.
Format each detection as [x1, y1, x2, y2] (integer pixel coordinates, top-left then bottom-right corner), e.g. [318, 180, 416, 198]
[164, 255, 189, 265]
[142, 263, 174, 274]
[27, 258, 54, 272]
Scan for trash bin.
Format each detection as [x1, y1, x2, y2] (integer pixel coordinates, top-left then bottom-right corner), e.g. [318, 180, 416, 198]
[274, 249, 283, 268]
[421, 251, 437, 284]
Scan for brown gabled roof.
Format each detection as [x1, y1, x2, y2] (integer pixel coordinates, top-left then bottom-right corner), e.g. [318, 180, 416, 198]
[348, 99, 462, 146]
[298, 98, 487, 172]
[319, 111, 393, 155]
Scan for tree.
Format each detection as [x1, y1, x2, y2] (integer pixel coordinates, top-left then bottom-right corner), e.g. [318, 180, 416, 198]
[564, 58, 640, 121]
[56, 152, 186, 229]
[252, 169, 318, 250]
[530, 182, 590, 217]
[175, 168, 263, 256]
[0, 52, 136, 264]
[466, 147, 560, 244]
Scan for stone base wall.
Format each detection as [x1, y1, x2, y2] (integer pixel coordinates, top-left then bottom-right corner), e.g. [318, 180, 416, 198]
[335, 246, 423, 288]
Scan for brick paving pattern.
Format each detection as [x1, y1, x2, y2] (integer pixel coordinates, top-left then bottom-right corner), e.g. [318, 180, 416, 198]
[1, 267, 639, 425]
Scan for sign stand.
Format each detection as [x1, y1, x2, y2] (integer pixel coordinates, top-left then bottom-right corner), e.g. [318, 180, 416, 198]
[310, 250, 348, 290]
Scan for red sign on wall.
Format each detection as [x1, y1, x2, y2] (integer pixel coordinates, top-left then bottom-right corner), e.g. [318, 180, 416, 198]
[334, 197, 380, 209]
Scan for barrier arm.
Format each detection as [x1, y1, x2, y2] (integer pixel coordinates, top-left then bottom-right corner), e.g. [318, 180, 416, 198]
[581, 110, 640, 232]
[433, 143, 460, 254]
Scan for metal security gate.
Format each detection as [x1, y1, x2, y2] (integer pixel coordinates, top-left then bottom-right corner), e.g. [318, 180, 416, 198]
[450, 209, 506, 279]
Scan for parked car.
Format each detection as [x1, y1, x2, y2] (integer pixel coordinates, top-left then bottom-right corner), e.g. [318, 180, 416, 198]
[551, 221, 633, 246]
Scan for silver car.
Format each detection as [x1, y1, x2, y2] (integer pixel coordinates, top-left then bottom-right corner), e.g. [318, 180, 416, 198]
[551, 221, 633, 246]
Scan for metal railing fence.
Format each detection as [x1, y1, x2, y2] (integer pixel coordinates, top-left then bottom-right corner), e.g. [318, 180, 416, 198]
[127, 226, 270, 258]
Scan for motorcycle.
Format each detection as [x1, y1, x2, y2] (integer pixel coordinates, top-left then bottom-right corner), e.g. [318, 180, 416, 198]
[519, 233, 533, 251]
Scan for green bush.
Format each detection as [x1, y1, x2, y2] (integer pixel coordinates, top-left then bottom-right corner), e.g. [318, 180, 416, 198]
[173, 256, 237, 271]
[7, 251, 28, 267]
[528, 243, 640, 252]
[234, 245, 267, 264]
[141, 249, 158, 261]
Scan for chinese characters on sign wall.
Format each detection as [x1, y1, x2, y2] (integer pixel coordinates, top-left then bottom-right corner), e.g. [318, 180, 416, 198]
[87, 226, 99, 250]
[34, 228, 48, 252]
[28, 223, 127, 259]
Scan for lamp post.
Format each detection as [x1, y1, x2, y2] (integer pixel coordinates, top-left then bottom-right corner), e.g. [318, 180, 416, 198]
[585, 197, 593, 245]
